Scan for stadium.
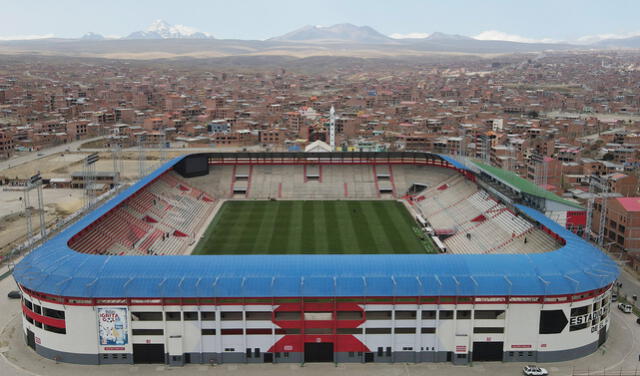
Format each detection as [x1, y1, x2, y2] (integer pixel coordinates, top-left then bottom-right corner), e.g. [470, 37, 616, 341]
[12, 152, 618, 366]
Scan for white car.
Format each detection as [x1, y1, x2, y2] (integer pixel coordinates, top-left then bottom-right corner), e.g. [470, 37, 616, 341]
[618, 303, 633, 313]
[523, 365, 549, 376]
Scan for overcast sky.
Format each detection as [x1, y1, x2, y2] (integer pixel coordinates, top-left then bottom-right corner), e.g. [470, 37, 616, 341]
[1, 0, 639, 43]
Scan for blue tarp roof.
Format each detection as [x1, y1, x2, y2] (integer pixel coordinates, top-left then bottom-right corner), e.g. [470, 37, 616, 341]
[12, 155, 618, 299]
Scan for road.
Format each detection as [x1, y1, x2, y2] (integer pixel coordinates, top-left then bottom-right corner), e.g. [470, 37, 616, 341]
[0, 136, 105, 172]
[617, 266, 640, 308]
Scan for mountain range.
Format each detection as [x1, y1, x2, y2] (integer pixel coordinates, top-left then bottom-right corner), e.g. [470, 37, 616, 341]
[1, 21, 640, 60]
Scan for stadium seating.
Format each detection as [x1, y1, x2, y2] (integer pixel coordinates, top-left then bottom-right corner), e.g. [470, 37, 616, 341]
[69, 171, 217, 256]
[68, 164, 559, 256]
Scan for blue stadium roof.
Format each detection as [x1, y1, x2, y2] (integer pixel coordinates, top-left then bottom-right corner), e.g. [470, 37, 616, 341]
[12, 155, 618, 299]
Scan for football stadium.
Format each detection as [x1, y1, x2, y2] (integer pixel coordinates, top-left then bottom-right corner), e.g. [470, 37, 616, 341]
[12, 152, 619, 366]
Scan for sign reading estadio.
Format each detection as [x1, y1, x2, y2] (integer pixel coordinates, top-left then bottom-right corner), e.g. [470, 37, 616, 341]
[98, 307, 128, 346]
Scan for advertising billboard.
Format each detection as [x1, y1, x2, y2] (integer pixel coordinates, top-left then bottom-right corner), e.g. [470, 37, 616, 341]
[98, 307, 128, 346]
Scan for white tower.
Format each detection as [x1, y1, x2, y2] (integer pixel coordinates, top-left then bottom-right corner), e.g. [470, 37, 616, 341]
[329, 106, 336, 151]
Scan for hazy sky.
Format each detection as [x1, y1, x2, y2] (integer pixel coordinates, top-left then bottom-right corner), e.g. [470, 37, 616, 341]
[2, 0, 639, 43]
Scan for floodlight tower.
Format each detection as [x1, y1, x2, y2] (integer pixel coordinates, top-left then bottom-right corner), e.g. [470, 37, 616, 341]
[329, 106, 336, 151]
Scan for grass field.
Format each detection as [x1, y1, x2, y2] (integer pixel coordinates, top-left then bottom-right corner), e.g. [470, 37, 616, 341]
[192, 200, 438, 255]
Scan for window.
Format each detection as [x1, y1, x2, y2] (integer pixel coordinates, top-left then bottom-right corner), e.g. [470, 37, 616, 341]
[473, 327, 504, 333]
[386, 347, 391, 356]
[224, 348, 235, 352]
[337, 311, 363, 320]
[246, 312, 271, 321]
[132, 312, 163, 321]
[402, 347, 413, 351]
[275, 311, 300, 320]
[132, 329, 163, 336]
[337, 328, 363, 335]
[395, 311, 417, 320]
[201, 329, 216, 335]
[275, 328, 300, 335]
[421, 327, 435, 334]
[246, 329, 272, 335]
[183, 312, 198, 321]
[165, 312, 181, 321]
[35, 321, 42, 329]
[421, 310, 436, 319]
[395, 327, 416, 334]
[365, 328, 392, 334]
[44, 325, 66, 334]
[305, 328, 332, 334]
[25, 314, 34, 325]
[221, 312, 243, 321]
[221, 329, 243, 335]
[24, 299, 33, 310]
[366, 311, 392, 320]
[254, 348, 260, 358]
[474, 310, 505, 319]
[439, 311, 453, 320]
[201, 312, 215, 321]
[33, 304, 42, 315]
[43, 307, 65, 320]
[304, 312, 332, 320]
[456, 310, 471, 319]
[348, 352, 355, 357]
[246, 348, 252, 358]
[377, 347, 383, 356]
[571, 306, 589, 316]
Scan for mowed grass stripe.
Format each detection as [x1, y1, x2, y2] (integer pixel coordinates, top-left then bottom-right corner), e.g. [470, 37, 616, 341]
[358, 201, 395, 253]
[251, 201, 278, 254]
[301, 201, 316, 252]
[193, 200, 433, 255]
[267, 201, 293, 253]
[324, 201, 342, 254]
[374, 201, 420, 252]
[209, 201, 254, 252]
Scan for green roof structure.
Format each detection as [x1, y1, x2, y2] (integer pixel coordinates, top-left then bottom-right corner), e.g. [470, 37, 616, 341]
[472, 161, 583, 210]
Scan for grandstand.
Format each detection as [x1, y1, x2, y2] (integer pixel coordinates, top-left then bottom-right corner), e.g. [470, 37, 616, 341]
[13, 152, 618, 366]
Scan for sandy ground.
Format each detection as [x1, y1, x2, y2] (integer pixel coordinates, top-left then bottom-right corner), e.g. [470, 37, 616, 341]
[0, 189, 83, 255]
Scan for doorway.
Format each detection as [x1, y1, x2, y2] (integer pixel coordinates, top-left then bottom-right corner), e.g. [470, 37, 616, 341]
[304, 342, 334, 362]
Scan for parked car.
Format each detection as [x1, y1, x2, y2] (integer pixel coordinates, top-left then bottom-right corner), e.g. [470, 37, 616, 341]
[611, 293, 618, 302]
[636, 317, 640, 325]
[7, 290, 21, 299]
[618, 303, 633, 313]
[523, 365, 549, 376]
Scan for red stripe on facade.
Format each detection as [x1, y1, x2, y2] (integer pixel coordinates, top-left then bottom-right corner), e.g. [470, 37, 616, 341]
[22, 304, 66, 329]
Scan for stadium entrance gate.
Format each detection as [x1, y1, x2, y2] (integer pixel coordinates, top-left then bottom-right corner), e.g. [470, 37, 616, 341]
[133, 344, 165, 364]
[472, 342, 504, 361]
[304, 343, 334, 362]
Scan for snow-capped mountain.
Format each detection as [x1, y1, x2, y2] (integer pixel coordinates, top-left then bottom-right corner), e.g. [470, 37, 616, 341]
[125, 20, 213, 39]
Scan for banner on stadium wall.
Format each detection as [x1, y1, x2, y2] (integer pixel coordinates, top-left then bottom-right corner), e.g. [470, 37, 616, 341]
[98, 307, 128, 346]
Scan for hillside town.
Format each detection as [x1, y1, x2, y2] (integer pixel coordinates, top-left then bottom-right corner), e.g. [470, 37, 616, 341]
[2, 52, 640, 258]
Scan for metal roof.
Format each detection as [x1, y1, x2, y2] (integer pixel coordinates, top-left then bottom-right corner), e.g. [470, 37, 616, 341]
[12, 154, 617, 299]
[472, 160, 583, 209]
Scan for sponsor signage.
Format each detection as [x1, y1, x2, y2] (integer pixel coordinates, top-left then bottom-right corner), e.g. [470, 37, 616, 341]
[98, 307, 128, 346]
[511, 344, 532, 349]
[104, 346, 125, 351]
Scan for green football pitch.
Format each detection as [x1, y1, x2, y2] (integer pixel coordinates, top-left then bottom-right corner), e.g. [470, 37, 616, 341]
[192, 200, 438, 255]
